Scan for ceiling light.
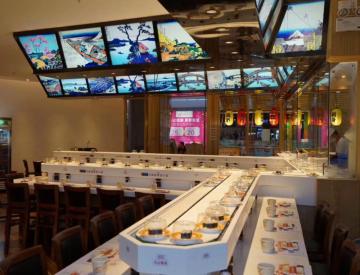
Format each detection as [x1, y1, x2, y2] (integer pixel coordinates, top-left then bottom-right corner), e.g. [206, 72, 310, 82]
[225, 41, 234, 44]
[206, 9, 218, 14]
[249, 63, 255, 66]
[231, 51, 239, 55]
[141, 70, 147, 73]
[341, 74, 346, 79]
[82, 74, 87, 77]
[209, 66, 216, 69]
[111, 72, 116, 75]
[174, 68, 180, 71]
[237, 59, 243, 62]
[217, 27, 228, 32]
[336, 90, 341, 94]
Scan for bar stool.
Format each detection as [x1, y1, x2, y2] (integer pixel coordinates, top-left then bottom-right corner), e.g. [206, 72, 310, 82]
[34, 183, 60, 254]
[4, 182, 34, 256]
[136, 195, 155, 219]
[337, 239, 360, 275]
[0, 245, 48, 275]
[64, 185, 90, 251]
[115, 202, 137, 230]
[90, 211, 118, 247]
[96, 187, 124, 212]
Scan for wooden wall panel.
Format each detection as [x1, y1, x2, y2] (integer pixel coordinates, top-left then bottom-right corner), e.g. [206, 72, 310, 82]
[206, 93, 220, 155]
[145, 95, 160, 153]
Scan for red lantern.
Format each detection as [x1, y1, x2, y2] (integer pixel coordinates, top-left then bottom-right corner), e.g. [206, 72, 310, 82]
[269, 107, 279, 126]
[237, 109, 247, 126]
[310, 107, 324, 126]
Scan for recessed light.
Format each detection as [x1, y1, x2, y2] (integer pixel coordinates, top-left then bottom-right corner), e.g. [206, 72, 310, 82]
[174, 68, 180, 71]
[249, 63, 255, 66]
[237, 59, 243, 62]
[217, 27, 228, 32]
[231, 51, 239, 55]
[141, 70, 147, 73]
[225, 41, 234, 44]
[82, 74, 87, 77]
[336, 90, 341, 94]
[209, 66, 216, 69]
[341, 74, 346, 79]
[206, 9, 218, 14]
[111, 72, 116, 75]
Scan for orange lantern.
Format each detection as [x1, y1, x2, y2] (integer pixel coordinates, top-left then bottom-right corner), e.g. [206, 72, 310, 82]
[310, 107, 324, 126]
[237, 109, 247, 126]
[269, 107, 279, 126]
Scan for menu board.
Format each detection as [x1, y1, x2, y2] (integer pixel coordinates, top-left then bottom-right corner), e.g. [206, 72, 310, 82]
[61, 78, 89, 96]
[18, 34, 63, 71]
[177, 71, 206, 91]
[88, 77, 116, 95]
[157, 20, 209, 62]
[243, 67, 278, 88]
[39, 76, 63, 97]
[116, 75, 146, 94]
[105, 21, 158, 65]
[59, 27, 109, 68]
[169, 111, 205, 144]
[146, 73, 177, 92]
[272, 1, 325, 54]
[207, 69, 241, 90]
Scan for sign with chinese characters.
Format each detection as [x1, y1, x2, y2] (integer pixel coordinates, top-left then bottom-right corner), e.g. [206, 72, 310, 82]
[169, 111, 205, 144]
[336, 0, 360, 32]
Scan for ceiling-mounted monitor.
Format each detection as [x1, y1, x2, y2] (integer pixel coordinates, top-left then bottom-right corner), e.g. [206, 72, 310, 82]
[18, 34, 63, 71]
[88, 77, 116, 95]
[278, 66, 288, 82]
[177, 71, 206, 91]
[61, 78, 89, 96]
[59, 27, 109, 68]
[258, 0, 277, 33]
[39, 76, 63, 97]
[207, 69, 241, 90]
[146, 73, 177, 92]
[272, 0, 325, 54]
[256, 0, 264, 10]
[105, 21, 158, 65]
[284, 65, 295, 76]
[157, 20, 209, 62]
[243, 67, 278, 89]
[116, 75, 146, 94]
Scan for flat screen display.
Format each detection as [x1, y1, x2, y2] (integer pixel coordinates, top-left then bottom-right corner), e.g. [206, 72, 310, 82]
[177, 71, 206, 91]
[39, 76, 63, 96]
[258, 0, 277, 32]
[105, 21, 158, 65]
[285, 66, 295, 76]
[146, 73, 177, 92]
[243, 67, 278, 88]
[88, 77, 116, 95]
[61, 78, 89, 96]
[116, 75, 146, 94]
[256, 0, 264, 10]
[157, 20, 209, 62]
[278, 66, 288, 81]
[18, 34, 63, 70]
[59, 27, 109, 68]
[316, 73, 329, 87]
[272, 1, 325, 54]
[207, 69, 241, 90]
[169, 111, 205, 144]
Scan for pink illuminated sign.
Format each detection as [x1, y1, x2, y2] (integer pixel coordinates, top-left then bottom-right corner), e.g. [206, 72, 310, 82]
[169, 111, 205, 144]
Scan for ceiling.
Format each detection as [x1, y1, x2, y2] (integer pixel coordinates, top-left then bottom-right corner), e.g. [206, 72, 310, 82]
[0, 0, 168, 81]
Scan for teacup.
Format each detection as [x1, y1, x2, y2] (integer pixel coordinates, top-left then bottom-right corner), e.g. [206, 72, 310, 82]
[263, 219, 275, 232]
[267, 199, 276, 207]
[92, 255, 107, 275]
[261, 238, 275, 253]
[266, 206, 276, 218]
[257, 262, 275, 275]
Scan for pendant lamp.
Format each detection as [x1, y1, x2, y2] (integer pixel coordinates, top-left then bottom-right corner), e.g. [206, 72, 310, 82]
[269, 107, 279, 126]
[224, 111, 234, 126]
[331, 108, 342, 126]
[254, 109, 263, 126]
[237, 109, 246, 126]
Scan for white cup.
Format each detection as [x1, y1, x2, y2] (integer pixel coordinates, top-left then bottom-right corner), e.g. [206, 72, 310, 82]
[267, 199, 276, 207]
[263, 219, 275, 232]
[257, 263, 275, 275]
[261, 238, 275, 253]
[92, 255, 108, 275]
[266, 206, 276, 218]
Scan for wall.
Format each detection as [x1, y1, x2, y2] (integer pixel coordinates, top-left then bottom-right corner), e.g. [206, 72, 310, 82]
[0, 79, 126, 172]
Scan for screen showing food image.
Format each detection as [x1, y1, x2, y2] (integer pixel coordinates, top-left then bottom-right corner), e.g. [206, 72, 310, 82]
[88, 77, 116, 95]
[272, 0, 325, 54]
[18, 34, 63, 71]
[59, 27, 109, 68]
[157, 20, 209, 62]
[61, 78, 89, 96]
[39, 76, 63, 96]
[243, 67, 278, 88]
[105, 21, 158, 65]
[116, 75, 146, 94]
[207, 69, 241, 90]
[146, 73, 177, 92]
[177, 71, 206, 91]
[258, 0, 277, 32]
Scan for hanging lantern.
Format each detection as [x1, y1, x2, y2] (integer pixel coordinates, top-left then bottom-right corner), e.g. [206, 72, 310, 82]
[254, 109, 263, 126]
[237, 109, 247, 126]
[310, 107, 324, 126]
[291, 109, 302, 126]
[224, 111, 234, 126]
[331, 108, 342, 126]
[269, 107, 279, 126]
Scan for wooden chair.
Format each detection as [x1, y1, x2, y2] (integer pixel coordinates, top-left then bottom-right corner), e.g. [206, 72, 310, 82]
[115, 202, 137, 231]
[64, 185, 90, 250]
[136, 195, 155, 219]
[337, 239, 360, 275]
[350, 252, 360, 275]
[4, 182, 34, 256]
[90, 211, 118, 247]
[34, 183, 60, 254]
[96, 187, 124, 212]
[135, 192, 165, 210]
[51, 225, 86, 271]
[22, 160, 34, 177]
[0, 245, 47, 275]
[33, 161, 42, 177]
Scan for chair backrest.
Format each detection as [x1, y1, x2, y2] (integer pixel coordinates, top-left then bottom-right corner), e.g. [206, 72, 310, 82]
[22, 160, 30, 177]
[136, 195, 155, 219]
[96, 188, 124, 212]
[90, 211, 118, 247]
[330, 224, 349, 274]
[314, 201, 330, 242]
[51, 225, 85, 270]
[350, 252, 360, 275]
[115, 202, 137, 230]
[135, 192, 165, 209]
[5, 182, 30, 209]
[33, 161, 42, 177]
[0, 245, 47, 275]
[321, 208, 336, 258]
[34, 183, 59, 211]
[337, 239, 360, 275]
[64, 185, 90, 211]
